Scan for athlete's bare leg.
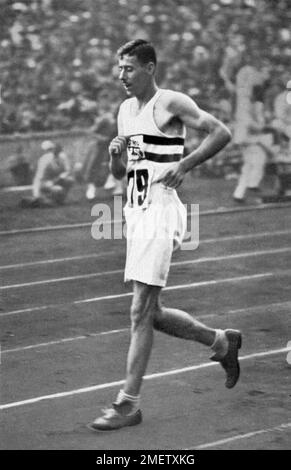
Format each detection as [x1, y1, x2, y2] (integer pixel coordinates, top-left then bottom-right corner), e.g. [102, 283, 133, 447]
[153, 300, 216, 346]
[152, 299, 242, 390]
[123, 282, 218, 396]
[123, 281, 161, 396]
[88, 282, 241, 431]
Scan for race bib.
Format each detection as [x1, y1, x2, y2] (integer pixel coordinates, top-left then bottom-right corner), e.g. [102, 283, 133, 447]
[127, 135, 145, 161]
[127, 163, 154, 210]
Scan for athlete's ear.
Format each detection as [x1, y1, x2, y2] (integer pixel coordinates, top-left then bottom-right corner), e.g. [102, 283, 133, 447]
[146, 62, 156, 76]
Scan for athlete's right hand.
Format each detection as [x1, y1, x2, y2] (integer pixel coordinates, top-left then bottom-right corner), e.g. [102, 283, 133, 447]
[109, 136, 127, 158]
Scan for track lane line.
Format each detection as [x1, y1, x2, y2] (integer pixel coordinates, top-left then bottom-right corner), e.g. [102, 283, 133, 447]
[2, 246, 291, 290]
[1, 202, 291, 236]
[2, 269, 291, 317]
[183, 229, 291, 249]
[1, 228, 291, 270]
[3, 300, 291, 355]
[1, 328, 129, 354]
[0, 346, 289, 411]
[189, 422, 291, 450]
[0, 251, 116, 270]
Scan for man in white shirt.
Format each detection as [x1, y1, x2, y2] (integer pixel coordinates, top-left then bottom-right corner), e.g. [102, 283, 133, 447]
[88, 39, 242, 432]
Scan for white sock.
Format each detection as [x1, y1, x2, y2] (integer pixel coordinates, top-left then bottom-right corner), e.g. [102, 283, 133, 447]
[115, 389, 141, 414]
[211, 329, 228, 357]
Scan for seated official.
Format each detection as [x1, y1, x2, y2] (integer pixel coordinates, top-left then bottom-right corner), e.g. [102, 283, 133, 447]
[21, 140, 74, 208]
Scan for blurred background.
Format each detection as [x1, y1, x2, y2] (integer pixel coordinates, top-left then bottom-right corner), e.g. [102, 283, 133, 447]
[0, 0, 290, 195]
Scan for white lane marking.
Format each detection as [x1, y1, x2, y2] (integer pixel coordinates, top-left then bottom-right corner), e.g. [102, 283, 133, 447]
[0, 347, 289, 411]
[0, 221, 92, 236]
[2, 269, 290, 317]
[1, 202, 291, 236]
[3, 300, 291, 356]
[226, 300, 291, 315]
[0, 270, 122, 290]
[1, 228, 291, 270]
[0, 251, 116, 270]
[2, 246, 291, 290]
[0, 305, 53, 317]
[1, 329, 129, 354]
[182, 229, 291, 248]
[190, 422, 291, 450]
[1, 314, 219, 356]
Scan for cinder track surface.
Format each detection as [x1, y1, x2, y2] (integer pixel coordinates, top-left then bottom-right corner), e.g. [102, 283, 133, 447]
[1, 178, 291, 450]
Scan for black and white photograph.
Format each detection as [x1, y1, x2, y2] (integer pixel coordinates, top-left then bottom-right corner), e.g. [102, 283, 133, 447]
[0, 0, 290, 454]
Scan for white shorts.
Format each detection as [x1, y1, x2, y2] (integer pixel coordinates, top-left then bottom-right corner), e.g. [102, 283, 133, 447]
[124, 186, 187, 287]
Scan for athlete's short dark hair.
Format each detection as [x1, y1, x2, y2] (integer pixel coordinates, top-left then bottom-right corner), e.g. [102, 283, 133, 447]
[117, 39, 157, 65]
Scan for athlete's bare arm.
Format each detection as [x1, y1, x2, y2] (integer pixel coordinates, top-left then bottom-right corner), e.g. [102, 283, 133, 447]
[158, 92, 232, 188]
[109, 111, 127, 180]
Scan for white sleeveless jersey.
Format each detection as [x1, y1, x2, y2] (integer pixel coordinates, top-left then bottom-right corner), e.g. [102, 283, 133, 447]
[118, 89, 186, 210]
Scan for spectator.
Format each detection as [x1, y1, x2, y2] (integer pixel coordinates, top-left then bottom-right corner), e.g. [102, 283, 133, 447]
[20, 140, 74, 207]
[0, 1, 290, 135]
[233, 81, 273, 202]
[233, 58, 270, 145]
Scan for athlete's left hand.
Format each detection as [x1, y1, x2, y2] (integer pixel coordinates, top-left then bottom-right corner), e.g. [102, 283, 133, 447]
[157, 161, 187, 189]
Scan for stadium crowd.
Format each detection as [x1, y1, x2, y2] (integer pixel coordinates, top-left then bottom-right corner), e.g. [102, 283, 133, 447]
[0, 0, 290, 134]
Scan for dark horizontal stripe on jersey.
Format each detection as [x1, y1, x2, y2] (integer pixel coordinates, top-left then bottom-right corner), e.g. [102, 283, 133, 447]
[143, 135, 184, 146]
[144, 152, 182, 163]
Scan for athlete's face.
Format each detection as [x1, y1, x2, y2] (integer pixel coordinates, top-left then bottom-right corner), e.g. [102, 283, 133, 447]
[118, 54, 153, 97]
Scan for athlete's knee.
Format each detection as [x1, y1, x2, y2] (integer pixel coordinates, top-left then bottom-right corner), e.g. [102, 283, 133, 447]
[130, 299, 155, 331]
[130, 283, 161, 331]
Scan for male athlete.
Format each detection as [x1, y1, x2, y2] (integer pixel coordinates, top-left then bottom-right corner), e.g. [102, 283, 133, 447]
[88, 39, 242, 431]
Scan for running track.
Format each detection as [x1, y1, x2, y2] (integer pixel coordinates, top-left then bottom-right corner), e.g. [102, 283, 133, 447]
[1, 204, 291, 450]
